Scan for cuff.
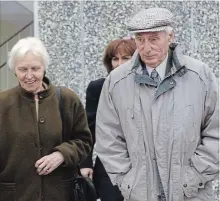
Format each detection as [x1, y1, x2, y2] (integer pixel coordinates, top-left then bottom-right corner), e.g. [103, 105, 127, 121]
[115, 168, 133, 200]
[79, 152, 93, 169]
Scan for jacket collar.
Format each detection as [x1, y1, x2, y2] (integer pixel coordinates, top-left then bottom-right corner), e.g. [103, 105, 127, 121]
[169, 43, 186, 72]
[132, 43, 188, 99]
[19, 76, 53, 100]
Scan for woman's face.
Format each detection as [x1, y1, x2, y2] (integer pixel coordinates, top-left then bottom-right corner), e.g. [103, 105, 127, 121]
[111, 52, 132, 69]
[14, 52, 45, 94]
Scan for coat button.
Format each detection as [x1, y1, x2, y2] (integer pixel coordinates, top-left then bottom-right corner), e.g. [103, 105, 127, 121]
[39, 118, 45, 123]
[183, 184, 187, 187]
[199, 182, 203, 186]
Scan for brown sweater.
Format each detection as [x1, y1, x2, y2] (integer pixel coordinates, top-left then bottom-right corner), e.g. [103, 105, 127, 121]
[0, 77, 92, 201]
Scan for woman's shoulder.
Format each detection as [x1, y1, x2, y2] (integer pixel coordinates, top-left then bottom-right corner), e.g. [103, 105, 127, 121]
[0, 87, 19, 100]
[87, 78, 105, 92]
[58, 86, 80, 102]
[0, 87, 20, 111]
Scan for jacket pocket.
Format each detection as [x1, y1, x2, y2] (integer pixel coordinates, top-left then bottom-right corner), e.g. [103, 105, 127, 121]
[181, 166, 204, 198]
[119, 168, 134, 200]
[0, 182, 16, 201]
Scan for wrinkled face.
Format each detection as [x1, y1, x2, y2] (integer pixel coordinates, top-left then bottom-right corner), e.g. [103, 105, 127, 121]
[135, 31, 173, 68]
[14, 52, 45, 94]
[111, 53, 132, 69]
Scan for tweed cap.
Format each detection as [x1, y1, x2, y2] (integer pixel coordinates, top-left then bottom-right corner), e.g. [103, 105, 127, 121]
[127, 8, 173, 33]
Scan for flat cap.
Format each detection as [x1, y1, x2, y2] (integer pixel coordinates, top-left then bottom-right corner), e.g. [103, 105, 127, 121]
[127, 8, 173, 33]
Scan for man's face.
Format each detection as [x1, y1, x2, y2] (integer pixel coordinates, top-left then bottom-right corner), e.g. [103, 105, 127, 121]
[135, 31, 174, 68]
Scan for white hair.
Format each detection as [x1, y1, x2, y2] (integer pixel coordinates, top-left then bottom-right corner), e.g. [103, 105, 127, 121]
[8, 37, 50, 71]
[164, 26, 173, 35]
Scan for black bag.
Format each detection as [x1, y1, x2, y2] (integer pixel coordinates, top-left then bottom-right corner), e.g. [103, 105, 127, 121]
[56, 87, 97, 201]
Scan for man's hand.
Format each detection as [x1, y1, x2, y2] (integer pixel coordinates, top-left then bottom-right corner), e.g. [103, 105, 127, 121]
[35, 151, 64, 175]
[80, 168, 93, 180]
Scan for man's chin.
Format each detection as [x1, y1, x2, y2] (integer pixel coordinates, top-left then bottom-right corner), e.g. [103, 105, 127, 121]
[144, 61, 158, 68]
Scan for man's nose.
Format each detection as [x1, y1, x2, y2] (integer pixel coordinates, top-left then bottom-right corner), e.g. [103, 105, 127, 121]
[143, 41, 152, 53]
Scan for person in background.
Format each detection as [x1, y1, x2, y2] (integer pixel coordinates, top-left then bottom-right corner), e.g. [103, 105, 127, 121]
[80, 38, 136, 201]
[95, 8, 219, 201]
[0, 37, 92, 201]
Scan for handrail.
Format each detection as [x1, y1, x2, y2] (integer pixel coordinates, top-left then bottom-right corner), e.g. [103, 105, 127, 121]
[0, 62, 7, 69]
[0, 21, 33, 48]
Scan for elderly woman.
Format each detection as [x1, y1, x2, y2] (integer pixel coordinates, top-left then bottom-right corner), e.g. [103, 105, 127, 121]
[0, 37, 92, 201]
[80, 38, 136, 201]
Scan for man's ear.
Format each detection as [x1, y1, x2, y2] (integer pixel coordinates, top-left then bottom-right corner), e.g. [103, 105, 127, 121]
[168, 32, 174, 43]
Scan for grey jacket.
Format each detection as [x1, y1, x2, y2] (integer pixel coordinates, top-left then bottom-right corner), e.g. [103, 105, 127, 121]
[95, 44, 219, 201]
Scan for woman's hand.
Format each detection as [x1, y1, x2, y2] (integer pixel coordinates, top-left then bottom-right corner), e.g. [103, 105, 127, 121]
[80, 168, 93, 179]
[35, 151, 64, 175]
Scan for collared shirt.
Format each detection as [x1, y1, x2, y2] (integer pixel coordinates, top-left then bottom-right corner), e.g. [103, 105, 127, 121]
[145, 53, 168, 80]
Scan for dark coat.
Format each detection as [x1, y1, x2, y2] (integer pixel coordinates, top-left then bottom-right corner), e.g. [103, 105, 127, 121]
[80, 78, 105, 168]
[0, 77, 92, 201]
[80, 78, 123, 201]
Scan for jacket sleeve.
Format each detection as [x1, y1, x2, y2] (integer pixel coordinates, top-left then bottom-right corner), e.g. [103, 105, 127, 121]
[95, 75, 131, 187]
[183, 68, 219, 197]
[53, 89, 92, 168]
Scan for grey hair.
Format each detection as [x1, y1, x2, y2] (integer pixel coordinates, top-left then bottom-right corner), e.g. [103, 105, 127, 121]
[8, 37, 50, 71]
[164, 26, 173, 35]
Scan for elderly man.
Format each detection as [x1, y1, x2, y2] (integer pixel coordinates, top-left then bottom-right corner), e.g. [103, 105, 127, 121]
[95, 7, 219, 201]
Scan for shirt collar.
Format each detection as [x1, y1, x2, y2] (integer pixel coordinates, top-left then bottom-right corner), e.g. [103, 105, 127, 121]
[145, 53, 168, 80]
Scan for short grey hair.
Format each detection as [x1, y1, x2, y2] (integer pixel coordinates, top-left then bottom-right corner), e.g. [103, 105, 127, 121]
[164, 26, 173, 35]
[8, 37, 50, 71]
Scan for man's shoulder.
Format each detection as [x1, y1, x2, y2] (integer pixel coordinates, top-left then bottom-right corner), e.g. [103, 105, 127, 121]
[184, 55, 205, 69]
[183, 55, 215, 81]
[108, 50, 139, 86]
[108, 61, 133, 84]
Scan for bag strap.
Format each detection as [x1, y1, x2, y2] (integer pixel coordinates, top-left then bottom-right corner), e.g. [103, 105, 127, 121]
[56, 89, 97, 201]
[56, 87, 65, 142]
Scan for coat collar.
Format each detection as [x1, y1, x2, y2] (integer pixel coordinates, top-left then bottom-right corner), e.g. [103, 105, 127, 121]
[131, 43, 188, 99]
[19, 76, 53, 100]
